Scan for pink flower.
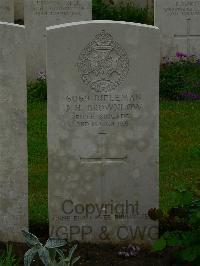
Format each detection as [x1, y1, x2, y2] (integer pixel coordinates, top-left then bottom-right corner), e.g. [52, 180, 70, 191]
[176, 52, 187, 59]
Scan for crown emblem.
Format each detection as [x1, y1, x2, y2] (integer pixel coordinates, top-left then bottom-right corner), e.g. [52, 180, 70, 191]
[77, 30, 129, 93]
[92, 30, 114, 51]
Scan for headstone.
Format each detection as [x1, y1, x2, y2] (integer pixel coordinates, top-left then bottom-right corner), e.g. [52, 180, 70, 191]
[148, 0, 154, 13]
[155, 0, 200, 60]
[47, 21, 160, 243]
[0, 0, 14, 23]
[0, 22, 28, 242]
[24, 0, 92, 81]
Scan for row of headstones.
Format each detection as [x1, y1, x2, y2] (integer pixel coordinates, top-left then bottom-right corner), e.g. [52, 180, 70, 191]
[0, 0, 92, 81]
[1, 0, 200, 80]
[13, 0, 154, 22]
[0, 23, 159, 245]
[0, 0, 199, 244]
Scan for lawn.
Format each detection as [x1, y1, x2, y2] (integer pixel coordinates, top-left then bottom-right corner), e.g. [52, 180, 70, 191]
[28, 100, 48, 226]
[28, 99, 200, 226]
[160, 101, 200, 210]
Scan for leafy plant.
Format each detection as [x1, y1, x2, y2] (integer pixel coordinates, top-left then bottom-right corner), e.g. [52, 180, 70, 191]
[149, 190, 200, 264]
[92, 0, 152, 24]
[160, 56, 200, 100]
[28, 80, 47, 102]
[22, 230, 80, 266]
[28, 70, 47, 102]
[0, 245, 19, 266]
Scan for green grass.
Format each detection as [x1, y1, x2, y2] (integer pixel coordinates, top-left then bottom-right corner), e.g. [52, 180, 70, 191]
[160, 101, 200, 210]
[0, 245, 19, 266]
[28, 100, 48, 226]
[28, 98, 200, 225]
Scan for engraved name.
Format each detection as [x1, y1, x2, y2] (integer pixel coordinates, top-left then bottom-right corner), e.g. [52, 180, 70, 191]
[65, 92, 143, 128]
[163, 1, 200, 16]
[34, 0, 89, 16]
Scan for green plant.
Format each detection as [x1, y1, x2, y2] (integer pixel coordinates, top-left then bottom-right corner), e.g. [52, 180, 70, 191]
[28, 79, 47, 102]
[0, 245, 19, 266]
[160, 57, 200, 100]
[22, 230, 80, 266]
[92, 0, 152, 24]
[149, 190, 200, 265]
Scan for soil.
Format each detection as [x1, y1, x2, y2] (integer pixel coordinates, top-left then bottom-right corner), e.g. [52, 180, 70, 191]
[0, 239, 180, 266]
[0, 224, 183, 265]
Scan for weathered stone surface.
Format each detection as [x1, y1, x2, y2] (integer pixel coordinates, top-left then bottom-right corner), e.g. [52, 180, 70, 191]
[47, 21, 160, 243]
[0, 22, 28, 242]
[24, 0, 92, 81]
[0, 0, 14, 23]
[155, 0, 200, 60]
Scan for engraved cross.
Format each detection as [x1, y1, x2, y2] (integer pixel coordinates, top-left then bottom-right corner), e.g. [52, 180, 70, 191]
[80, 132, 127, 204]
[80, 132, 128, 164]
[174, 18, 200, 56]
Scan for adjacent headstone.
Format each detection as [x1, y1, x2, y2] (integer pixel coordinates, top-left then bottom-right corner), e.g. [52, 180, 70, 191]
[47, 21, 160, 243]
[155, 0, 200, 60]
[0, 0, 14, 23]
[0, 22, 28, 242]
[24, 0, 92, 81]
[147, 0, 154, 13]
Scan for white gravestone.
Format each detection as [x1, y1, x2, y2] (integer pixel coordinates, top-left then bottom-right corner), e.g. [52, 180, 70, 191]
[47, 21, 160, 244]
[155, 0, 200, 60]
[0, 22, 28, 242]
[24, 0, 92, 81]
[0, 0, 14, 23]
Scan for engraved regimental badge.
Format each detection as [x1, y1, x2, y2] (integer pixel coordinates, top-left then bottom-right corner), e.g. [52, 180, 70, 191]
[77, 30, 129, 93]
